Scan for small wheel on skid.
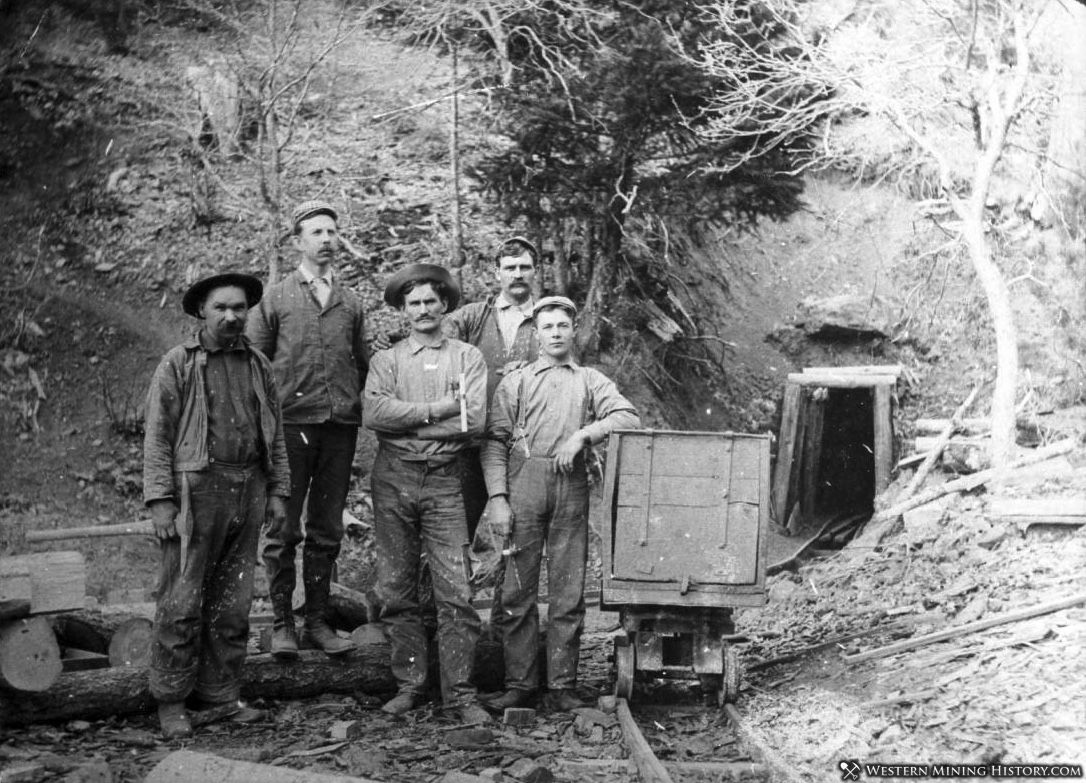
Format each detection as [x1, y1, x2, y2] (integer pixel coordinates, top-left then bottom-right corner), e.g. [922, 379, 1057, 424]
[614, 635, 635, 700]
[718, 645, 741, 705]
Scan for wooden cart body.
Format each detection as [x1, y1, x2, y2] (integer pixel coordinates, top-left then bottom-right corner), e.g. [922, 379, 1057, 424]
[599, 429, 770, 702]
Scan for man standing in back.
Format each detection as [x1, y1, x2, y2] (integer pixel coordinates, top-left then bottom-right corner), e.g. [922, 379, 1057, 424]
[247, 200, 368, 659]
[443, 236, 540, 538]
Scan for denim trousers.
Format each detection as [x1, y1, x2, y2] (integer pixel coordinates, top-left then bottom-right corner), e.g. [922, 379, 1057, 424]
[150, 464, 264, 704]
[370, 446, 481, 705]
[263, 423, 357, 610]
[494, 454, 589, 692]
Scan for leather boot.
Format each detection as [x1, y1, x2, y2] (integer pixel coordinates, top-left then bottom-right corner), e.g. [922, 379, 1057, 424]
[301, 550, 356, 657]
[269, 576, 299, 660]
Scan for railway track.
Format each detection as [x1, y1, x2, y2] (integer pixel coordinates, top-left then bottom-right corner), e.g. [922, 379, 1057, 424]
[549, 691, 790, 783]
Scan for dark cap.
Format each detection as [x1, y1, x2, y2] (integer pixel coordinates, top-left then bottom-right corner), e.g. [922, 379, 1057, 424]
[182, 272, 263, 317]
[291, 200, 338, 232]
[383, 263, 461, 311]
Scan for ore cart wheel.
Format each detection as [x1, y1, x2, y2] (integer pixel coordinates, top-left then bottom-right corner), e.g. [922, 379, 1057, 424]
[718, 645, 741, 705]
[614, 635, 635, 700]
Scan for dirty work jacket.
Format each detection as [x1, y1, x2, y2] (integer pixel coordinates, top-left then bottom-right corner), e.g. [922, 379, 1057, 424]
[246, 269, 369, 425]
[443, 296, 538, 405]
[143, 334, 291, 505]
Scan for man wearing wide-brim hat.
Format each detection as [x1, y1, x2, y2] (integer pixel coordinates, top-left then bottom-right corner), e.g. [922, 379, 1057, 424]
[363, 262, 490, 725]
[144, 272, 290, 739]
[247, 200, 369, 660]
[480, 295, 640, 713]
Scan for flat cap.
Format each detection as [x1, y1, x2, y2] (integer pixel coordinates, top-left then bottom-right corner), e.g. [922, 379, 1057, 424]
[383, 263, 461, 311]
[182, 272, 263, 317]
[495, 235, 539, 263]
[532, 295, 577, 319]
[291, 200, 338, 232]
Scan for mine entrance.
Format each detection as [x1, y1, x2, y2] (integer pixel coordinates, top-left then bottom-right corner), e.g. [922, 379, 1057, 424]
[772, 367, 898, 547]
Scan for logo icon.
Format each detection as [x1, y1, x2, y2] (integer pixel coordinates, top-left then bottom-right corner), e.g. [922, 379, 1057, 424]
[840, 760, 862, 781]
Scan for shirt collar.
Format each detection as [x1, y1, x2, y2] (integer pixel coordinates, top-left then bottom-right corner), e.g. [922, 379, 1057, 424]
[406, 333, 448, 354]
[196, 331, 249, 353]
[531, 355, 578, 374]
[297, 264, 333, 286]
[495, 293, 534, 314]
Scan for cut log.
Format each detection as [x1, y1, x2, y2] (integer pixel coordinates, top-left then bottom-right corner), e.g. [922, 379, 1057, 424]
[0, 552, 86, 614]
[50, 609, 154, 666]
[0, 627, 507, 725]
[988, 497, 1086, 520]
[803, 364, 902, 377]
[0, 617, 63, 692]
[787, 372, 897, 388]
[147, 749, 380, 783]
[914, 417, 992, 436]
[291, 582, 376, 632]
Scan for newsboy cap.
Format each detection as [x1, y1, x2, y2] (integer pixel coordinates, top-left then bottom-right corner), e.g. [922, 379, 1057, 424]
[291, 200, 338, 232]
[532, 295, 577, 319]
[383, 263, 461, 312]
[495, 235, 539, 264]
[182, 272, 263, 317]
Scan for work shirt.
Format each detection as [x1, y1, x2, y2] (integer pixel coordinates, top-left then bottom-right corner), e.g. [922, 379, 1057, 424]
[443, 296, 538, 405]
[481, 357, 640, 497]
[363, 334, 487, 460]
[494, 294, 534, 351]
[201, 334, 261, 466]
[246, 268, 369, 426]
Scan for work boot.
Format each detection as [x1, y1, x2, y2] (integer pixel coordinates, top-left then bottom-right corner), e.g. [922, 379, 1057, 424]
[301, 619, 355, 656]
[270, 620, 299, 660]
[157, 701, 193, 740]
[302, 549, 356, 657]
[381, 691, 423, 716]
[542, 688, 584, 712]
[480, 689, 533, 713]
[269, 571, 299, 660]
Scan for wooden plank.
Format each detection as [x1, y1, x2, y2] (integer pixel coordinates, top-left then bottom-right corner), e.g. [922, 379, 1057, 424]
[788, 372, 897, 388]
[616, 698, 674, 783]
[772, 382, 802, 527]
[0, 599, 31, 622]
[873, 383, 893, 493]
[602, 583, 767, 609]
[0, 552, 86, 614]
[803, 364, 902, 376]
[60, 647, 112, 673]
[26, 522, 154, 543]
[800, 392, 825, 515]
[845, 593, 1086, 664]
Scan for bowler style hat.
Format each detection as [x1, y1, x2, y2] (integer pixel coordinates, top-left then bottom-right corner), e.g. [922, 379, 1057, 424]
[291, 200, 338, 232]
[383, 263, 461, 312]
[182, 272, 263, 317]
[532, 295, 577, 319]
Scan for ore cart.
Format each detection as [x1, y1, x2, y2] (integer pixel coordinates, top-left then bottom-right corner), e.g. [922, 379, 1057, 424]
[600, 430, 769, 705]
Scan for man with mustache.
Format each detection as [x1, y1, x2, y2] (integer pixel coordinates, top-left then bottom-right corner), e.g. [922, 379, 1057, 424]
[247, 201, 369, 659]
[480, 296, 640, 712]
[442, 237, 540, 539]
[363, 263, 490, 724]
[144, 273, 290, 738]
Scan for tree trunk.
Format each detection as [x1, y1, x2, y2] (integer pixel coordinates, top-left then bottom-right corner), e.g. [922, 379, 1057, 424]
[1041, 1, 1086, 233]
[0, 630, 507, 726]
[450, 42, 464, 267]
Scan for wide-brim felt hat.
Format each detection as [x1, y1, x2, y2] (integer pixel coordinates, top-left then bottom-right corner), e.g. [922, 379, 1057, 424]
[383, 263, 460, 311]
[182, 272, 263, 317]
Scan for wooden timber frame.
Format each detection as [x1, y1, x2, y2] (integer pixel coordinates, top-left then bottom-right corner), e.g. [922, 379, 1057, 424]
[772, 366, 900, 530]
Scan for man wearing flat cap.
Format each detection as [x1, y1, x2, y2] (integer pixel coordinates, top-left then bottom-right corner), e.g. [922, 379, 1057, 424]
[144, 272, 290, 738]
[247, 200, 369, 659]
[363, 263, 490, 724]
[481, 296, 640, 713]
[443, 236, 541, 540]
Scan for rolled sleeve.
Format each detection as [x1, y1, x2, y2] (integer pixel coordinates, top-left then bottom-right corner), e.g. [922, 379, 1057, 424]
[362, 350, 429, 433]
[581, 370, 640, 444]
[481, 373, 518, 497]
